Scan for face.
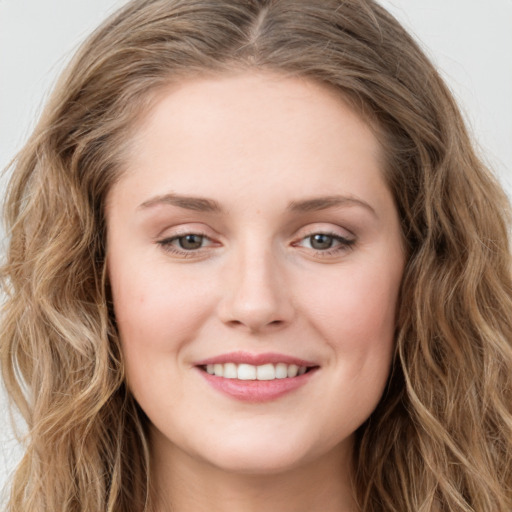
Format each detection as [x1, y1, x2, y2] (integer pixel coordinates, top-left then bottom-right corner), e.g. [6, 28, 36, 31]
[106, 72, 405, 476]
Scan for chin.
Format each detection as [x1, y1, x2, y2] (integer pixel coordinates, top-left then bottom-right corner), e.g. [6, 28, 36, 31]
[203, 448, 309, 476]
[191, 430, 344, 477]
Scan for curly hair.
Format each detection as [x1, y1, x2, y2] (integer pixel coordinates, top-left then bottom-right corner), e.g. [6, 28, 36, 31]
[2, 0, 511, 510]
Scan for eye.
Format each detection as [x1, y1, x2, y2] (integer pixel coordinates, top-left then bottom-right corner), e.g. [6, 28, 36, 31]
[157, 232, 215, 256]
[294, 231, 355, 256]
[175, 234, 205, 250]
[308, 233, 338, 250]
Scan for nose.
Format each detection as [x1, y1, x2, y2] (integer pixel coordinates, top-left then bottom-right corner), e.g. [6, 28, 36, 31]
[217, 243, 295, 333]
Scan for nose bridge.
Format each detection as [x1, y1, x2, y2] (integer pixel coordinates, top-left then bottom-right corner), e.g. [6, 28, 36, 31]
[219, 234, 293, 331]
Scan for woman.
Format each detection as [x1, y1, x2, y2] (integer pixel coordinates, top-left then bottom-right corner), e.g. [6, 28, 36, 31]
[1, 0, 511, 511]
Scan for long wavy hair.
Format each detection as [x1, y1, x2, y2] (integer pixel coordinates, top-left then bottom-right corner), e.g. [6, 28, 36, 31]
[2, 0, 511, 510]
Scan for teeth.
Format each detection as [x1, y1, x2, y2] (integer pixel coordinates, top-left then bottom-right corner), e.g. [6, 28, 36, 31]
[205, 362, 310, 380]
[256, 363, 275, 380]
[287, 364, 299, 378]
[238, 363, 257, 380]
[276, 363, 288, 379]
[224, 363, 237, 379]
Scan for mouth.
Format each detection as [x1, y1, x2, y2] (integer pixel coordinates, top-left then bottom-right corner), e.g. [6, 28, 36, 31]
[198, 362, 316, 380]
[194, 352, 319, 402]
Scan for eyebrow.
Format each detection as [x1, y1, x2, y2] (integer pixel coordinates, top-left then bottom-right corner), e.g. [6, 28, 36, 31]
[287, 195, 377, 217]
[138, 194, 223, 213]
[138, 193, 376, 217]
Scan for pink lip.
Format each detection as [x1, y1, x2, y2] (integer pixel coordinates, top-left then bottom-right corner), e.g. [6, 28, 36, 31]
[198, 369, 317, 402]
[194, 351, 319, 403]
[194, 351, 317, 367]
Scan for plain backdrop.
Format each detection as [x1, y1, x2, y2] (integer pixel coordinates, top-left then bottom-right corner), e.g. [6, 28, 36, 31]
[1, 0, 511, 500]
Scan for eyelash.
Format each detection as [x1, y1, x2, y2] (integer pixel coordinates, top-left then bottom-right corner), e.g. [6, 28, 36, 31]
[156, 231, 355, 258]
[156, 232, 213, 257]
[293, 232, 356, 257]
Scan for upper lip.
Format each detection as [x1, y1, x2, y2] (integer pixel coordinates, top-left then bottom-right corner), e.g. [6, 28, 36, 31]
[194, 351, 318, 367]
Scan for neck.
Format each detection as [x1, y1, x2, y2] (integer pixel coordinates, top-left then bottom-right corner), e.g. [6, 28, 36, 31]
[149, 431, 359, 512]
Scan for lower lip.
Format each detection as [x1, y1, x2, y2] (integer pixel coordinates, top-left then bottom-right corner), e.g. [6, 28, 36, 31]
[197, 368, 318, 402]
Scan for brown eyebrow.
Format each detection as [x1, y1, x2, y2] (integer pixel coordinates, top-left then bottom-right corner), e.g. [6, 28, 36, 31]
[287, 195, 377, 217]
[138, 194, 223, 213]
[138, 193, 376, 217]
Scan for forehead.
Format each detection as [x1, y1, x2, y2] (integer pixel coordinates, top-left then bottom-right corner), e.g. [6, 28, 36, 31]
[131, 73, 381, 161]
[108, 71, 390, 217]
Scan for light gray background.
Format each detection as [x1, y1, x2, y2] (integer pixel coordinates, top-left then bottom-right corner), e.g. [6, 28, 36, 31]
[1, 0, 511, 500]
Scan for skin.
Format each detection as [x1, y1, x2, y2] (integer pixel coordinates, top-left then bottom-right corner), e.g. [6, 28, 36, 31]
[106, 72, 405, 512]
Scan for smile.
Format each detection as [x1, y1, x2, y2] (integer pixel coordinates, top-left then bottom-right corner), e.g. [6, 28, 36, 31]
[203, 362, 309, 380]
[195, 352, 319, 402]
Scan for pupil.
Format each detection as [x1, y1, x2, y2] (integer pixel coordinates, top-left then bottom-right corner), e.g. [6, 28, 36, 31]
[179, 234, 203, 250]
[311, 234, 333, 250]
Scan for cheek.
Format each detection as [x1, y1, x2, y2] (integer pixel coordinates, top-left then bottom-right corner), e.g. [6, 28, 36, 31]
[109, 265, 215, 362]
[277, 267, 400, 449]
[303, 264, 400, 350]
[109, 267, 217, 412]
[298, 255, 402, 414]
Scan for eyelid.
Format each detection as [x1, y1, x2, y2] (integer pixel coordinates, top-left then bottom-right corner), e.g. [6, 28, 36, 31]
[293, 222, 355, 241]
[154, 223, 356, 259]
[290, 224, 357, 257]
[293, 232, 355, 248]
[154, 221, 216, 238]
[154, 223, 221, 258]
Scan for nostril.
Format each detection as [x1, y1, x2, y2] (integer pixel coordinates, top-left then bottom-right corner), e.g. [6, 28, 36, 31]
[223, 314, 287, 332]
